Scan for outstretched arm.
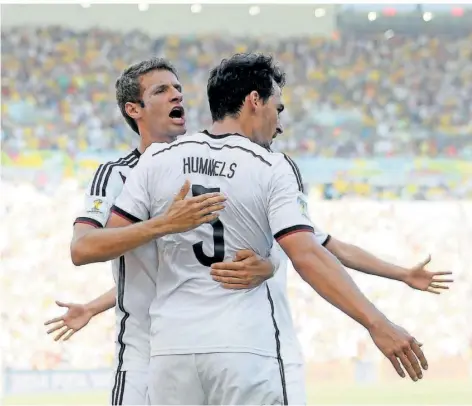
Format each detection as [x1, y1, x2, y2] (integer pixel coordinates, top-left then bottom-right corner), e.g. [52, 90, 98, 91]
[44, 288, 116, 341]
[325, 238, 453, 293]
[268, 154, 427, 382]
[279, 232, 427, 382]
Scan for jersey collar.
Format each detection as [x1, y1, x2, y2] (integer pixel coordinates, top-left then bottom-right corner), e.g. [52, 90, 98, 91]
[201, 129, 246, 140]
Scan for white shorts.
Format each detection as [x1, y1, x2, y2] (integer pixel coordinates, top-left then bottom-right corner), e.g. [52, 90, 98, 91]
[110, 370, 147, 405]
[147, 353, 287, 405]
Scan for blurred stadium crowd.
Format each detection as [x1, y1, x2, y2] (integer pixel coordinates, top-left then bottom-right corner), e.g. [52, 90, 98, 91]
[1, 181, 471, 371]
[1, 27, 472, 158]
[1, 25, 471, 374]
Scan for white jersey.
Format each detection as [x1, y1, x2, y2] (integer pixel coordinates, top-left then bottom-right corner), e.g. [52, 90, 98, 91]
[263, 152, 331, 365]
[113, 131, 315, 361]
[74, 148, 158, 372]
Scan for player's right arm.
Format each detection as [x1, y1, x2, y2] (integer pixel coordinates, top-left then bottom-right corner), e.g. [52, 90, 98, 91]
[267, 155, 428, 382]
[71, 163, 225, 266]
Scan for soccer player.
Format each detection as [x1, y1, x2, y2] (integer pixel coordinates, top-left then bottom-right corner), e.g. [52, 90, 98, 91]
[107, 53, 430, 405]
[51, 57, 276, 406]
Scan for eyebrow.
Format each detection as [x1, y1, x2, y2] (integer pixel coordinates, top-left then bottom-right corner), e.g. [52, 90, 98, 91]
[151, 83, 183, 93]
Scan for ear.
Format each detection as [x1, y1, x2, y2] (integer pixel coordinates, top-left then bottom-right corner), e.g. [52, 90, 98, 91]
[246, 90, 262, 111]
[125, 102, 142, 120]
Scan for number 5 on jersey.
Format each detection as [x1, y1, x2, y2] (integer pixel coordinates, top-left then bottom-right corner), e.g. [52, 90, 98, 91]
[192, 184, 226, 266]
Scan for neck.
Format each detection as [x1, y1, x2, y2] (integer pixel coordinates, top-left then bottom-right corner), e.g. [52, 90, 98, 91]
[137, 128, 176, 154]
[210, 118, 250, 139]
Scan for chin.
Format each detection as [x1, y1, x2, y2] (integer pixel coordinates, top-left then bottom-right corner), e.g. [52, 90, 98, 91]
[172, 126, 187, 137]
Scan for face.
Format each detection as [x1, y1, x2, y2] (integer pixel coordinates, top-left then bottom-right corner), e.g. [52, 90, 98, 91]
[252, 82, 284, 149]
[126, 69, 186, 142]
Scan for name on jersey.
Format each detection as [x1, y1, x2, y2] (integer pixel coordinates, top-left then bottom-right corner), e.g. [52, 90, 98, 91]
[183, 157, 237, 178]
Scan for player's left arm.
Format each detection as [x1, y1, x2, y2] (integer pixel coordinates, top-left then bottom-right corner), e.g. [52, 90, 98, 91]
[323, 238, 453, 294]
[44, 288, 116, 342]
[210, 249, 280, 290]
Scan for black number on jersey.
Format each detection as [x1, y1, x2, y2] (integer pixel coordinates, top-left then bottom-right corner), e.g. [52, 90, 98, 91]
[191, 184, 226, 266]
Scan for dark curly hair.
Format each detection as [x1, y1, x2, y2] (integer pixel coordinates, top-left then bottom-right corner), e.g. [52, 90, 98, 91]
[207, 53, 286, 122]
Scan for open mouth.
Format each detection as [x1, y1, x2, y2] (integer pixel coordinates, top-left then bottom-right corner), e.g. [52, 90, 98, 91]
[169, 106, 185, 124]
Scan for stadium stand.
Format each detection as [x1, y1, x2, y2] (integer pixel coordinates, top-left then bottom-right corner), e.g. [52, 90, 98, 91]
[1, 6, 471, 399]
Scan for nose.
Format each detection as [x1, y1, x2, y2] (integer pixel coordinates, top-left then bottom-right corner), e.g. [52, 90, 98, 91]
[170, 88, 183, 104]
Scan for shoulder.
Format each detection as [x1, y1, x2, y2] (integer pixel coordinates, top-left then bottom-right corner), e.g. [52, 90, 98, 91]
[87, 150, 140, 197]
[266, 152, 304, 193]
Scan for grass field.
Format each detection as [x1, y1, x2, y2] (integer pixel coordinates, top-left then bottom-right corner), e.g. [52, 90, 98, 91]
[3, 380, 472, 405]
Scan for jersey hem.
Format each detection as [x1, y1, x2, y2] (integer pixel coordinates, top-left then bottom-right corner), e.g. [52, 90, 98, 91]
[151, 346, 277, 358]
[112, 363, 149, 372]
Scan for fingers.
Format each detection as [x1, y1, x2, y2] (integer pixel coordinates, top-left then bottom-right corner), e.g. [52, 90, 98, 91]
[411, 339, 428, 370]
[430, 283, 449, 290]
[211, 275, 250, 286]
[432, 278, 454, 283]
[433, 271, 453, 276]
[197, 213, 220, 225]
[63, 329, 76, 341]
[387, 355, 405, 378]
[54, 326, 71, 342]
[418, 255, 431, 268]
[174, 180, 191, 201]
[397, 351, 420, 381]
[234, 250, 255, 262]
[427, 288, 441, 294]
[198, 204, 225, 217]
[404, 348, 423, 380]
[219, 283, 253, 290]
[211, 263, 245, 272]
[55, 300, 71, 308]
[44, 316, 64, 326]
[193, 193, 226, 205]
[47, 322, 65, 334]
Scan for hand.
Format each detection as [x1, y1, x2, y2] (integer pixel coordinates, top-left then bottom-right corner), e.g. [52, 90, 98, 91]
[163, 180, 226, 234]
[403, 255, 453, 294]
[210, 249, 274, 289]
[44, 300, 93, 341]
[368, 319, 427, 381]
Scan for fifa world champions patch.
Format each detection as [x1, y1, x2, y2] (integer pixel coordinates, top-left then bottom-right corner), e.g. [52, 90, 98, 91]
[88, 198, 104, 214]
[297, 193, 310, 220]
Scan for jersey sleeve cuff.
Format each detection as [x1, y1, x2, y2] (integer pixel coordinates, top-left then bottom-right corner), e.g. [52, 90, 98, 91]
[321, 234, 331, 246]
[274, 225, 314, 242]
[111, 205, 143, 223]
[73, 217, 103, 229]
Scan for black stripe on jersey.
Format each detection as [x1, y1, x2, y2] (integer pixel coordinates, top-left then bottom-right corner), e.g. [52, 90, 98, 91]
[266, 285, 288, 405]
[101, 156, 138, 197]
[111, 371, 126, 405]
[152, 140, 272, 167]
[73, 217, 103, 229]
[116, 256, 130, 373]
[282, 153, 304, 193]
[90, 149, 140, 197]
[274, 224, 314, 241]
[99, 154, 138, 197]
[90, 155, 128, 196]
[111, 370, 120, 405]
[118, 371, 126, 405]
[111, 205, 142, 223]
